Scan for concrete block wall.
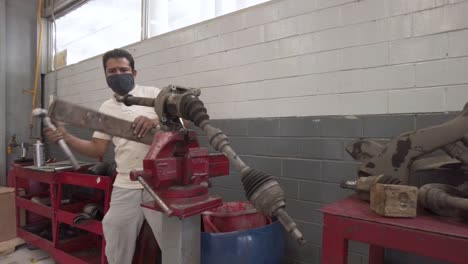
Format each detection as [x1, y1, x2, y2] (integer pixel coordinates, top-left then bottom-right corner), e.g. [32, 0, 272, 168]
[199, 113, 463, 264]
[44, 0, 468, 263]
[48, 0, 468, 118]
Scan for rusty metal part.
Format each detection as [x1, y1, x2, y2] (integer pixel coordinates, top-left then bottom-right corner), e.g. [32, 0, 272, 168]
[458, 182, 468, 194]
[49, 99, 158, 145]
[347, 141, 464, 172]
[419, 183, 468, 218]
[115, 85, 203, 131]
[49, 85, 306, 245]
[349, 104, 468, 183]
[345, 140, 384, 163]
[341, 175, 401, 201]
[114, 93, 156, 109]
[443, 142, 468, 164]
[411, 155, 461, 172]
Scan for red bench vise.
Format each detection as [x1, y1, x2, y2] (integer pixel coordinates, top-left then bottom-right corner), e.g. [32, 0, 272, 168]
[129, 130, 229, 219]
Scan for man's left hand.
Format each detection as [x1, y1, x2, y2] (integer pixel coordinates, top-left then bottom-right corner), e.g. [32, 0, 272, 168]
[132, 116, 159, 138]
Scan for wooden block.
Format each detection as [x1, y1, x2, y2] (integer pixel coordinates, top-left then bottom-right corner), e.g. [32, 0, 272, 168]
[370, 183, 418, 218]
[0, 187, 16, 242]
[0, 237, 25, 255]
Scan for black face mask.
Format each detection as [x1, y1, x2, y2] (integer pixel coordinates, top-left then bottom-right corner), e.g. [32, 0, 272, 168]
[106, 73, 135, 96]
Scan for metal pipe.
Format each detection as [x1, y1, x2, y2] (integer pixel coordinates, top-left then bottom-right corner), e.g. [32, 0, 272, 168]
[114, 94, 156, 108]
[419, 183, 468, 217]
[275, 208, 306, 245]
[32, 108, 80, 170]
[29, 0, 43, 132]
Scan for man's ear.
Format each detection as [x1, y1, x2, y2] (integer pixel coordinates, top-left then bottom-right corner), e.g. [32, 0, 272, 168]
[133, 70, 138, 78]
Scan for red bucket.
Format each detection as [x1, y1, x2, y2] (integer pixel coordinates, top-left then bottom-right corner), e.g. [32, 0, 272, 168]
[202, 201, 271, 233]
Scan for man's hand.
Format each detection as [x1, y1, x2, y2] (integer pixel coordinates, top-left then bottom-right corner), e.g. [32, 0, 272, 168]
[132, 116, 159, 138]
[44, 123, 67, 144]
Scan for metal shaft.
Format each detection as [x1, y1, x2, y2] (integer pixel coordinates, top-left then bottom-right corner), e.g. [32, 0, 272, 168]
[201, 123, 247, 171]
[44, 116, 80, 170]
[57, 139, 80, 170]
[137, 176, 173, 216]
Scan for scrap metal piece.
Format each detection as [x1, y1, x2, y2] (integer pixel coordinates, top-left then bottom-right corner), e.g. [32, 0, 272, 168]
[49, 100, 158, 145]
[345, 140, 384, 163]
[411, 155, 461, 172]
[419, 183, 468, 218]
[443, 142, 468, 165]
[73, 203, 103, 224]
[356, 104, 468, 183]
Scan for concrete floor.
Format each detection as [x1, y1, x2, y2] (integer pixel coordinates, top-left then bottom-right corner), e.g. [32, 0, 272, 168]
[0, 244, 55, 264]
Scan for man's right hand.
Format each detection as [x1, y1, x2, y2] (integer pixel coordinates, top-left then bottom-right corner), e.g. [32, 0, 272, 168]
[44, 125, 67, 144]
[42, 121, 110, 159]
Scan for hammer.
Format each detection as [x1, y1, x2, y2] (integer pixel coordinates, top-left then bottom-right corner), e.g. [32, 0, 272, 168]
[32, 108, 80, 170]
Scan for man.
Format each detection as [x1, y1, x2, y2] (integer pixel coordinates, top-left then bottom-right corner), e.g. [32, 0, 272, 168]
[45, 48, 163, 263]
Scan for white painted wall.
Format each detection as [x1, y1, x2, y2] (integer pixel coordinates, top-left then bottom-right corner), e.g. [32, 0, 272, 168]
[2, 0, 39, 185]
[0, 0, 7, 182]
[46, 0, 468, 119]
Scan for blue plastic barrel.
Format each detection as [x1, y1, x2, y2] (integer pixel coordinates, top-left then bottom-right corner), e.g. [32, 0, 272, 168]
[201, 220, 285, 264]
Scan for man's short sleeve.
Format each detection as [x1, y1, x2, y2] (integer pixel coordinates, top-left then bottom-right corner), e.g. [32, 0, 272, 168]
[93, 130, 112, 140]
[92, 102, 112, 141]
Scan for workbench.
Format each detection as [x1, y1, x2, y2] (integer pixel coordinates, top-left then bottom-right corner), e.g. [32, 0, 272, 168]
[320, 195, 468, 264]
[11, 161, 112, 264]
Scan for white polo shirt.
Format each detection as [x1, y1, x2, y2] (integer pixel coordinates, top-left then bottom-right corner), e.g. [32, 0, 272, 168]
[93, 85, 160, 189]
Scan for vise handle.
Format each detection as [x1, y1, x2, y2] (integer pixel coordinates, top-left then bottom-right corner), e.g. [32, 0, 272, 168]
[133, 172, 174, 216]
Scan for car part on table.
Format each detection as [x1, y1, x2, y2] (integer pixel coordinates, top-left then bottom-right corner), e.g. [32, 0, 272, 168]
[346, 104, 468, 184]
[419, 182, 468, 219]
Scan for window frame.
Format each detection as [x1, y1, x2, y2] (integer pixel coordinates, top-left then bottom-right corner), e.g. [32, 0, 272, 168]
[46, 0, 270, 71]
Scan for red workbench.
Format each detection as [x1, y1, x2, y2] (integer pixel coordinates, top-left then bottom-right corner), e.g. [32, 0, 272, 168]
[320, 195, 468, 264]
[11, 161, 113, 264]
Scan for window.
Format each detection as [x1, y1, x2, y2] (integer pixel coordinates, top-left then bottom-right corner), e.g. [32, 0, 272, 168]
[147, 0, 271, 37]
[54, 0, 142, 66]
[51, 0, 271, 67]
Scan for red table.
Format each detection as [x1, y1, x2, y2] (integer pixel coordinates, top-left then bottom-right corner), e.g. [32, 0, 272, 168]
[320, 195, 468, 264]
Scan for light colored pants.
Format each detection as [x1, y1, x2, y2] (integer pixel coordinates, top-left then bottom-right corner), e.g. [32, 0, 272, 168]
[102, 187, 163, 264]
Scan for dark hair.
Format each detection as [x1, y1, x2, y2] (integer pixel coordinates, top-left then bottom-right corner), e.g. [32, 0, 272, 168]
[102, 48, 135, 72]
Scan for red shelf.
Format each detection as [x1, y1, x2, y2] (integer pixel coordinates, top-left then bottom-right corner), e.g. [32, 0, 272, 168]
[16, 196, 53, 219]
[56, 172, 113, 190]
[56, 209, 103, 235]
[54, 248, 101, 264]
[12, 166, 56, 183]
[17, 227, 54, 252]
[13, 162, 112, 264]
